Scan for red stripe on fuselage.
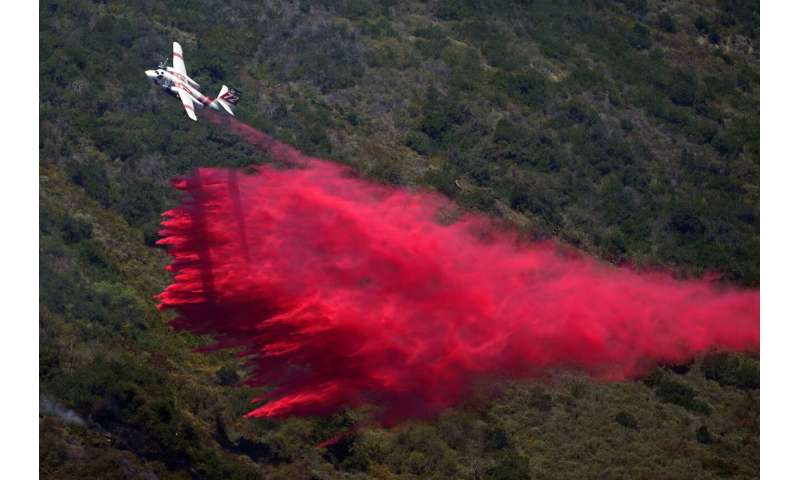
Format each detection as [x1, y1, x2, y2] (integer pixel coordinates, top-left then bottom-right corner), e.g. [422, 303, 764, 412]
[174, 52, 183, 59]
[173, 79, 212, 106]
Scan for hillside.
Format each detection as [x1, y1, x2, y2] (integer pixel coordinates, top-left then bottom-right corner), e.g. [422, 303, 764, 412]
[40, 1, 759, 479]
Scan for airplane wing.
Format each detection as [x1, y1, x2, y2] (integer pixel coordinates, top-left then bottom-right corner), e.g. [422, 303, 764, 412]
[177, 89, 198, 121]
[173, 42, 187, 76]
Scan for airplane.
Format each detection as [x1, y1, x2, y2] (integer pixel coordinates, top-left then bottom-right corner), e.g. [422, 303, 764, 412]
[145, 42, 241, 121]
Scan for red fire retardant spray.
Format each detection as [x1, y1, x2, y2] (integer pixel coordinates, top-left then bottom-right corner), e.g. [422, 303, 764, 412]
[157, 116, 759, 425]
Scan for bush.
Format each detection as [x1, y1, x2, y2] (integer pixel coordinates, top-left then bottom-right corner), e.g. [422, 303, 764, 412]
[434, 0, 478, 20]
[113, 180, 166, 226]
[669, 209, 705, 236]
[88, 281, 150, 327]
[563, 99, 598, 125]
[280, 23, 366, 93]
[93, 15, 138, 49]
[70, 161, 110, 205]
[482, 39, 525, 70]
[736, 65, 758, 93]
[92, 126, 142, 161]
[627, 23, 652, 50]
[694, 15, 720, 43]
[614, 411, 639, 429]
[494, 71, 549, 108]
[668, 72, 698, 106]
[420, 111, 452, 142]
[405, 130, 432, 155]
[684, 117, 719, 145]
[720, 0, 760, 29]
[61, 215, 94, 244]
[216, 365, 240, 386]
[657, 379, 711, 415]
[621, 0, 648, 16]
[484, 426, 510, 450]
[658, 13, 677, 33]
[696, 425, 713, 444]
[443, 45, 483, 91]
[413, 25, 448, 59]
[702, 353, 759, 389]
[711, 116, 757, 157]
[694, 15, 711, 34]
[487, 452, 530, 480]
[645, 370, 711, 415]
[528, 387, 553, 412]
[417, 95, 468, 146]
[493, 118, 528, 145]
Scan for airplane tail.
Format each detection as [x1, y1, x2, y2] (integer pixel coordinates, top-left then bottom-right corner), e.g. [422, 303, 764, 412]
[212, 85, 241, 116]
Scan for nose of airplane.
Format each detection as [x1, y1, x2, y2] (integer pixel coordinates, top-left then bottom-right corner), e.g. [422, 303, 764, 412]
[145, 70, 157, 80]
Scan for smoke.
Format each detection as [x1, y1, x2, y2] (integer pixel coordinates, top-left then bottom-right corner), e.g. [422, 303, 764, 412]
[157, 117, 759, 425]
[40, 396, 86, 426]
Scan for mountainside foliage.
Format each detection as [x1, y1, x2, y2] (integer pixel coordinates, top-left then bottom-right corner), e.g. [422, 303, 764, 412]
[40, 1, 759, 478]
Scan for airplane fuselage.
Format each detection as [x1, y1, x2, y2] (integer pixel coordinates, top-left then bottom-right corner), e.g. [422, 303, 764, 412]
[145, 42, 240, 121]
[145, 68, 224, 114]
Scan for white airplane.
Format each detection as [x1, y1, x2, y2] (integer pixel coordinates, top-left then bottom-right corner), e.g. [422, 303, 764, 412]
[145, 42, 241, 121]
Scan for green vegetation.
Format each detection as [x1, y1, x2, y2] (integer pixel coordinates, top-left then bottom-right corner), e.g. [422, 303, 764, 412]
[702, 352, 760, 390]
[645, 369, 712, 415]
[40, 0, 758, 478]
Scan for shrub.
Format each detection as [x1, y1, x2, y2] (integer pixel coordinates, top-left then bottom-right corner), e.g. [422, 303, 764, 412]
[405, 130, 432, 155]
[702, 353, 759, 389]
[694, 15, 721, 43]
[668, 72, 698, 106]
[216, 365, 240, 386]
[70, 161, 110, 205]
[113, 180, 165, 226]
[645, 370, 711, 415]
[423, 167, 459, 197]
[696, 425, 713, 444]
[92, 127, 142, 161]
[487, 452, 530, 480]
[434, 0, 478, 20]
[494, 71, 549, 108]
[493, 118, 528, 145]
[614, 411, 639, 429]
[658, 13, 677, 33]
[485, 426, 511, 450]
[720, 0, 760, 29]
[89, 281, 150, 327]
[528, 387, 553, 412]
[61, 215, 94, 244]
[736, 65, 758, 92]
[621, 0, 648, 16]
[483, 39, 525, 70]
[413, 25, 448, 59]
[669, 209, 705, 236]
[694, 15, 711, 34]
[444, 44, 483, 91]
[418, 96, 467, 145]
[627, 23, 652, 50]
[93, 15, 138, 49]
[420, 111, 452, 142]
[658, 380, 711, 414]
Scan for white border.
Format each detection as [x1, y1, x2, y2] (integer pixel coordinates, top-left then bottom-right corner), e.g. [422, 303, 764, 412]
[2, 1, 787, 477]
[761, 3, 799, 479]
[0, 0, 39, 475]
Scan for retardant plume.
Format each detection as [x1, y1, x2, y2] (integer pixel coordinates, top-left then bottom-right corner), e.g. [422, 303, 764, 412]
[157, 118, 759, 425]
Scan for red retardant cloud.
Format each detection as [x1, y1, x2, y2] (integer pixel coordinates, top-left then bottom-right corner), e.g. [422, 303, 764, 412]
[157, 119, 759, 425]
